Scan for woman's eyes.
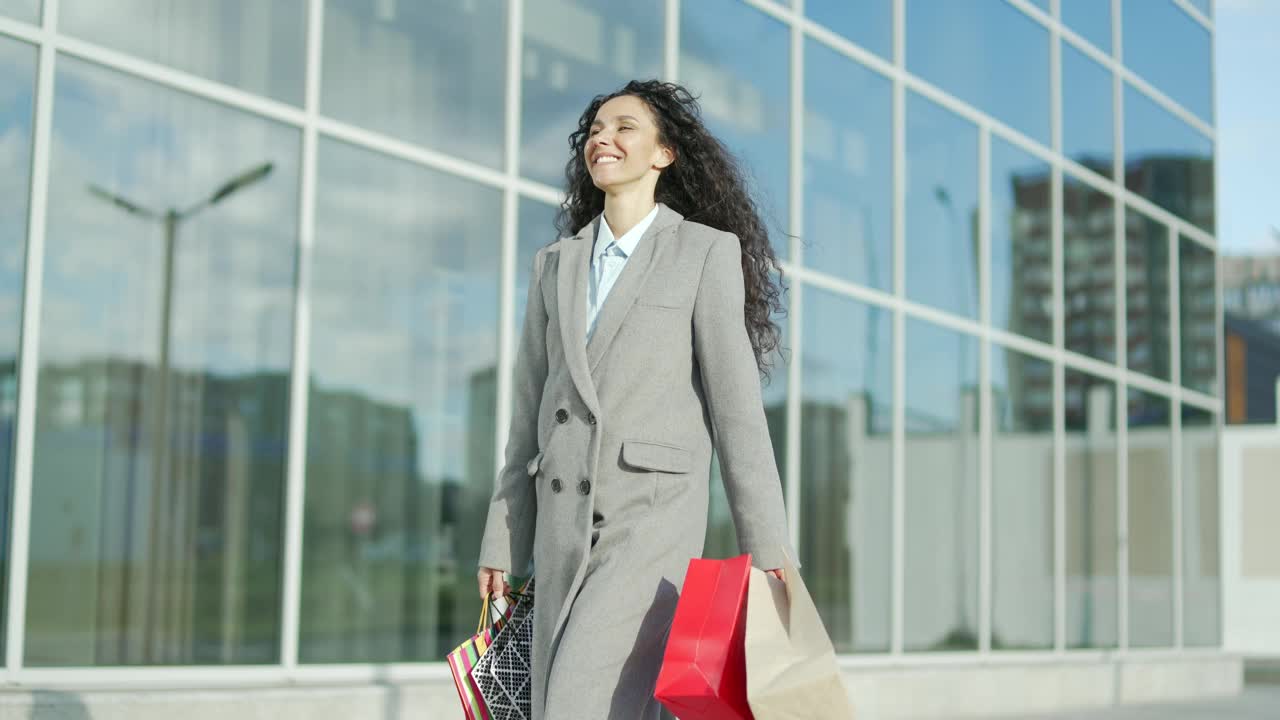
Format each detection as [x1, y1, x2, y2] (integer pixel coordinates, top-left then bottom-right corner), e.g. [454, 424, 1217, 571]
[589, 126, 634, 135]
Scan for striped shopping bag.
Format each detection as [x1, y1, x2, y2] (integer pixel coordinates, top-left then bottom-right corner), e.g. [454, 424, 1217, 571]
[447, 592, 510, 720]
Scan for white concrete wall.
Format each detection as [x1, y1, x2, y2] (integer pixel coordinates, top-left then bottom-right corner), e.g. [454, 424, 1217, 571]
[1222, 418, 1280, 656]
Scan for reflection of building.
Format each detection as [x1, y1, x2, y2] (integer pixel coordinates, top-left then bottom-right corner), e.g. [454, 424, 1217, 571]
[1223, 254, 1280, 424]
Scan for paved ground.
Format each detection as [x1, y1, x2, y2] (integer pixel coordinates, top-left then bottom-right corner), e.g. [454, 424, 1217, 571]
[1015, 685, 1280, 719]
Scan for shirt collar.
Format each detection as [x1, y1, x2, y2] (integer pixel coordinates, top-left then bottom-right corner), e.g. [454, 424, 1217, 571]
[594, 203, 661, 263]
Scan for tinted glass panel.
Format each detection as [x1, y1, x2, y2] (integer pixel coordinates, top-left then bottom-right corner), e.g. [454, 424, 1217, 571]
[1063, 176, 1116, 364]
[1122, 0, 1212, 123]
[905, 318, 979, 651]
[906, 93, 978, 319]
[28, 56, 299, 665]
[991, 347, 1054, 650]
[1062, 0, 1111, 54]
[514, 198, 559, 337]
[1064, 370, 1117, 649]
[60, 0, 306, 105]
[1181, 405, 1220, 646]
[682, 0, 791, 259]
[1180, 236, 1217, 395]
[300, 138, 502, 663]
[804, 41, 893, 291]
[1127, 389, 1173, 648]
[1062, 42, 1114, 178]
[0, 0, 39, 23]
[991, 138, 1052, 344]
[521, 0, 664, 185]
[1125, 208, 1171, 382]
[906, 0, 1050, 145]
[801, 289, 892, 653]
[805, 0, 892, 60]
[1124, 84, 1214, 233]
[0, 35, 36, 657]
[323, 0, 507, 169]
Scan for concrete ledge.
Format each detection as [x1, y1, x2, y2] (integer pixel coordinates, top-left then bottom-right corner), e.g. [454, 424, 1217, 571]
[0, 653, 1242, 720]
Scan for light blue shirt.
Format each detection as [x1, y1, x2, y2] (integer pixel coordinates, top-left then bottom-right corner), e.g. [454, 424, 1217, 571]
[586, 204, 660, 342]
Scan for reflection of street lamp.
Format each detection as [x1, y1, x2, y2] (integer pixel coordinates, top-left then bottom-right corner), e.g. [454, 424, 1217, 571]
[87, 162, 273, 650]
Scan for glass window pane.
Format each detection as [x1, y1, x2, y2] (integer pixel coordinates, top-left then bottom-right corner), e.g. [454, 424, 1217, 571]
[905, 318, 979, 651]
[1125, 208, 1171, 382]
[1127, 389, 1173, 648]
[322, 0, 507, 169]
[1188, 0, 1211, 17]
[906, 92, 979, 319]
[991, 138, 1052, 344]
[0, 0, 39, 23]
[906, 0, 1050, 146]
[1123, 84, 1215, 233]
[521, 0, 664, 186]
[805, 0, 892, 60]
[708, 311, 788, 559]
[682, 0, 790, 260]
[1181, 405, 1220, 647]
[1063, 175, 1116, 364]
[1180, 235, 1217, 395]
[1062, 42, 1114, 178]
[801, 289, 892, 653]
[514, 197, 559, 336]
[28, 56, 299, 665]
[0, 35, 36, 657]
[991, 346, 1054, 650]
[1064, 369, 1118, 649]
[1122, 0, 1212, 123]
[60, 0, 306, 106]
[1062, 0, 1112, 54]
[803, 40, 892, 292]
[302, 138, 502, 663]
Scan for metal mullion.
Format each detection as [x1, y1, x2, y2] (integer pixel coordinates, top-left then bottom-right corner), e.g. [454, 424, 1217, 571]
[0, 14, 44, 44]
[1169, 223, 1184, 650]
[5, 0, 59, 674]
[279, 0, 325, 670]
[891, 0, 906, 655]
[1171, 0, 1213, 30]
[784, 0, 805, 557]
[664, 0, 679, 82]
[978, 126, 992, 654]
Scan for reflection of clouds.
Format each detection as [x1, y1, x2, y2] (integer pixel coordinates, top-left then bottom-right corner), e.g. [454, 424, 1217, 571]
[40, 59, 301, 375]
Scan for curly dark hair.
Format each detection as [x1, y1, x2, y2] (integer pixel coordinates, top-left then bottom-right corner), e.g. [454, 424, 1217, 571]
[555, 79, 789, 383]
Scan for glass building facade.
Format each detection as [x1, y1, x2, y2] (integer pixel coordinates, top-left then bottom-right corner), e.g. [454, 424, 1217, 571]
[0, 0, 1220, 678]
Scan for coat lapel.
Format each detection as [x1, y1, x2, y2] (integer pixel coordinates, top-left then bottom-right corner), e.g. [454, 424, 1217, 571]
[557, 216, 601, 414]
[585, 203, 683, 372]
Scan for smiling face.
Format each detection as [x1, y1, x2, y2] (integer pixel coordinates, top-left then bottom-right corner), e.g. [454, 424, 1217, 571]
[584, 94, 674, 194]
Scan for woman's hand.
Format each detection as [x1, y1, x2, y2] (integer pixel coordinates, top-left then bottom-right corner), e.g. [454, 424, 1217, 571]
[766, 568, 785, 583]
[477, 567, 509, 599]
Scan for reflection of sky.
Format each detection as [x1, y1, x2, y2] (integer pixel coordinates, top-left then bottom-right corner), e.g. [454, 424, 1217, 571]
[520, 0, 665, 186]
[802, 288, 892, 433]
[1062, 0, 1111, 53]
[1218, 0, 1280, 254]
[323, 0, 507, 169]
[0, 36, 35, 361]
[40, 56, 300, 375]
[58, 0, 306, 105]
[1124, 83, 1213, 161]
[805, 0, 892, 60]
[905, 92, 979, 320]
[803, 39, 893, 292]
[906, 0, 1050, 146]
[1062, 42, 1113, 173]
[1122, 0, 1212, 124]
[681, 0, 792, 252]
[311, 137, 502, 481]
[905, 316, 978, 433]
[0, 0, 40, 24]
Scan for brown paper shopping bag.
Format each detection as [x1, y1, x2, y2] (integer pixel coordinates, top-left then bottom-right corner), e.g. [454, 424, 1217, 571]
[744, 552, 854, 719]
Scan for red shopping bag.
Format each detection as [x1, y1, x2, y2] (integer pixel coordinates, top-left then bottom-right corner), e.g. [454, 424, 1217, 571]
[655, 554, 754, 720]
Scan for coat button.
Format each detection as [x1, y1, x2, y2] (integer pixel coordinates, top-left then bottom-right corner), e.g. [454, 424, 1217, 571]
[587, 411, 597, 425]
[551, 478, 563, 493]
[577, 479, 591, 496]
[555, 408, 569, 424]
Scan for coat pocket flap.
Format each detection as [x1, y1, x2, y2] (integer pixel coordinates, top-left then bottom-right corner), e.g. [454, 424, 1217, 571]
[525, 451, 545, 477]
[621, 440, 692, 474]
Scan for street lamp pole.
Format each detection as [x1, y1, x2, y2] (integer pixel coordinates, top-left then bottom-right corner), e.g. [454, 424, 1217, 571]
[87, 161, 273, 660]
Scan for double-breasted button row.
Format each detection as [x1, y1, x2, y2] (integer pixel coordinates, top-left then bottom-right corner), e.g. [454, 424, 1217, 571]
[548, 478, 590, 495]
[555, 408, 569, 423]
[551, 477, 563, 493]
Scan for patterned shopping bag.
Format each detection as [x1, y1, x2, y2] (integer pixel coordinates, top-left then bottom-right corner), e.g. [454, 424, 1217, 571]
[469, 578, 536, 720]
[447, 591, 512, 720]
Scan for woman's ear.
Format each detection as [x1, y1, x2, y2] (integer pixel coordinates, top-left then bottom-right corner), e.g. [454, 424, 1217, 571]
[654, 144, 675, 171]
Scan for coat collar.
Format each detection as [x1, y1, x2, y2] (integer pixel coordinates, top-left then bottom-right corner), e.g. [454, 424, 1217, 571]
[557, 202, 683, 413]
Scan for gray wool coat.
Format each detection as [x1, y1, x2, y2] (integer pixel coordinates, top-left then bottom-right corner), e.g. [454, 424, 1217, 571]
[478, 202, 798, 720]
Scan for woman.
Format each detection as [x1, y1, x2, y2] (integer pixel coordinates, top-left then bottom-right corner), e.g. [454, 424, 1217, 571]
[477, 79, 798, 720]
